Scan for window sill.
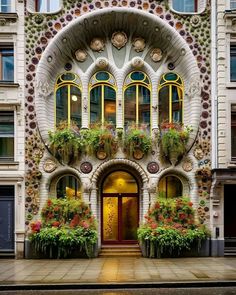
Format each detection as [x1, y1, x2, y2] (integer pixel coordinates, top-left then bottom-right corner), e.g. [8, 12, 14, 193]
[0, 161, 19, 170]
[0, 12, 18, 22]
[226, 82, 236, 88]
[0, 82, 19, 88]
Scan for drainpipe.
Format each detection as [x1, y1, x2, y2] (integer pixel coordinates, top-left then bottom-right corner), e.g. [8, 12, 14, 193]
[211, 0, 218, 169]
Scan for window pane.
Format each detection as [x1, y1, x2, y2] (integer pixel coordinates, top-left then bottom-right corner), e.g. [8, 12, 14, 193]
[96, 72, 109, 81]
[172, 0, 196, 12]
[70, 86, 81, 128]
[172, 86, 182, 123]
[231, 0, 236, 9]
[0, 138, 14, 160]
[90, 86, 102, 124]
[158, 176, 182, 198]
[1, 0, 11, 12]
[159, 86, 170, 124]
[131, 71, 145, 81]
[56, 86, 68, 125]
[1, 49, 14, 82]
[104, 86, 116, 125]
[139, 86, 150, 127]
[56, 176, 81, 199]
[231, 46, 236, 81]
[124, 86, 136, 128]
[231, 107, 236, 159]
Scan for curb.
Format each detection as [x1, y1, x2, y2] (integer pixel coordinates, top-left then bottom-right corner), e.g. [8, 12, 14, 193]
[0, 281, 236, 291]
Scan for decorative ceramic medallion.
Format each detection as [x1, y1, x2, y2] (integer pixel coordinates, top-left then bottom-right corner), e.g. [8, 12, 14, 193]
[182, 159, 193, 172]
[90, 38, 105, 52]
[133, 149, 144, 160]
[132, 37, 146, 52]
[111, 31, 127, 50]
[147, 162, 159, 174]
[96, 150, 107, 160]
[96, 57, 109, 69]
[190, 15, 201, 28]
[131, 57, 144, 69]
[75, 49, 87, 62]
[80, 162, 93, 174]
[194, 148, 204, 160]
[43, 159, 57, 173]
[150, 48, 163, 62]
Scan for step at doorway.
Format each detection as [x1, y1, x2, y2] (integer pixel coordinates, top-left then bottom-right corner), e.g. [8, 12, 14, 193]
[99, 244, 142, 258]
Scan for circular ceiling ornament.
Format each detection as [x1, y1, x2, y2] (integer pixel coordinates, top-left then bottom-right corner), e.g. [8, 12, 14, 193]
[90, 37, 105, 52]
[43, 159, 57, 173]
[75, 49, 87, 62]
[80, 161, 93, 174]
[147, 162, 159, 174]
[131, 57, 144, 69]
[111, 31, 128, 50]
[96, 57, 109, 69]
[150, 48, 163, 62]
[132, 37, 146, 52]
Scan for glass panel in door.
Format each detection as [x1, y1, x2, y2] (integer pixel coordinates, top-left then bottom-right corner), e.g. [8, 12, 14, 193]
[103, 196, 118, 241]
[121, 196, 138, 241]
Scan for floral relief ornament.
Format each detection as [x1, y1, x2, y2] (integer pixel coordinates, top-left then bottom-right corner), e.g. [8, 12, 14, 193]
[132, 37, 146, 52]
[75, 49, 87, 62]
[150, 48, 163, 62]
[111, 31, 128, 50]
[90, 38, 105, 52]
[182, 159, 193, 172]
[131, 57, 144, 69]
[43, 159, 57, 173]
[194, 148, 204, 160]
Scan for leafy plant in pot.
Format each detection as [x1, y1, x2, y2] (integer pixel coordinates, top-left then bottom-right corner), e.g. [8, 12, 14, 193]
[81, 122, 118, 159]
[48, 126, 83, 164]
[159, 122, 192, 165]
[124, 124, 152, 159]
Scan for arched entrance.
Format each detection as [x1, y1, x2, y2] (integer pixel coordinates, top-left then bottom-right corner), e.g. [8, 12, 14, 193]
[101, 171, 139, 244]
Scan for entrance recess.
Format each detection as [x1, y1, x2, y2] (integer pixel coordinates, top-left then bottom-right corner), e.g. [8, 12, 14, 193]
[102, 171, 139, 244]
[224, 185, 236, 250]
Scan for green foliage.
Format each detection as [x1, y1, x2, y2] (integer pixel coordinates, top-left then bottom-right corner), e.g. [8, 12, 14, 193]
[159, 124, 192, 163]
[29, 197, 98, 258]
[138, 197, 210, 256]
[124, 125, 152, 156]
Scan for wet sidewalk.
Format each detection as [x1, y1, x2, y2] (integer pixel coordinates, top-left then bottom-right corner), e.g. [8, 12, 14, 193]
[0, 257, 236, 286]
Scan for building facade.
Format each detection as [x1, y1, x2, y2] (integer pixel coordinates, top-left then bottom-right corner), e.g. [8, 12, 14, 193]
[211, 0, 236, 256]
[1, 0, 217, 258]
[0, 0, 25, 258]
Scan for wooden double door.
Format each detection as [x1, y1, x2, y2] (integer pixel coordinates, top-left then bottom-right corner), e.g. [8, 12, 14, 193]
[102, 193, 139, 244]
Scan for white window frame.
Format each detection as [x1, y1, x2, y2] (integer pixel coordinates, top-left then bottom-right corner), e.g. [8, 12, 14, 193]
[0, 0, 15, 13]
[169, 0, 207, 15]
[229, 0, 236, 10]
[226, 35, 236, 87]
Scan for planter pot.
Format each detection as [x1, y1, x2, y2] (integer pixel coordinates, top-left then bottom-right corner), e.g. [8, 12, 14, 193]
[96, 149, 107, 160]
[24, 240, 98, 259]
[139, 239, 210, 258]
[133, 148, 144, 160]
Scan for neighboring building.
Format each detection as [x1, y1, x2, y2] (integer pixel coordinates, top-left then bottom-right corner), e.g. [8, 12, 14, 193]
[0, 0, 25, 258]
[1, 0, 216, 258]
[211, 0, 236, 256]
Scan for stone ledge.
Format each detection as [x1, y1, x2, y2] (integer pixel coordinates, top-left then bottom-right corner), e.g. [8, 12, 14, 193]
[0, 161, 19, 170]
[0, 82, 19, 88]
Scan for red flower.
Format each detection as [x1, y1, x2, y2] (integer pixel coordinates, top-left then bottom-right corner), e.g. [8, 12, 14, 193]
[151, 222, 158, 229]
[47, 199, 52, 206]
[52, 221, 60, 227]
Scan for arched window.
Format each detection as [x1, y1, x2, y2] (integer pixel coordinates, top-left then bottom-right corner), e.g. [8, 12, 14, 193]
[56, 175, 81, 199]
[172, 0, 197, 13]
[158, 175, 183, 198]
[124, 71, 151, 129]
[89, 71, 116, 125]
[35, 0, 60, 13]
[55, 73, 82, 128]
[158, 72, 183, 125]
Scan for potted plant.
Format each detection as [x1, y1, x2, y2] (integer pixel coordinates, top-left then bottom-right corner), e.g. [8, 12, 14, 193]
[138, 197, 210, 258]
[26, 197, 98, 259]
[159, 122, 192, 165]
[81, 122, 118, 159]
[48, 121, 84, 164]
[124, 124, 152, 159]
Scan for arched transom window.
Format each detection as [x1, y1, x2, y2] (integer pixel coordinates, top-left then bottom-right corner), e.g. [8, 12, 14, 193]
[124, 71, 151, 129]
[89, 71, 116, 126]
[55, 73, 82, 128]
[158, 72, 183, 125]
[158, 175, 183, 198]
[56, 175, 81, 199]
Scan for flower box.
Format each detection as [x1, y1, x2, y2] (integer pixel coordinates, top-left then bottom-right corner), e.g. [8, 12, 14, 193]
[139, 238, 210, 258]
[24, 239, 98, 259]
